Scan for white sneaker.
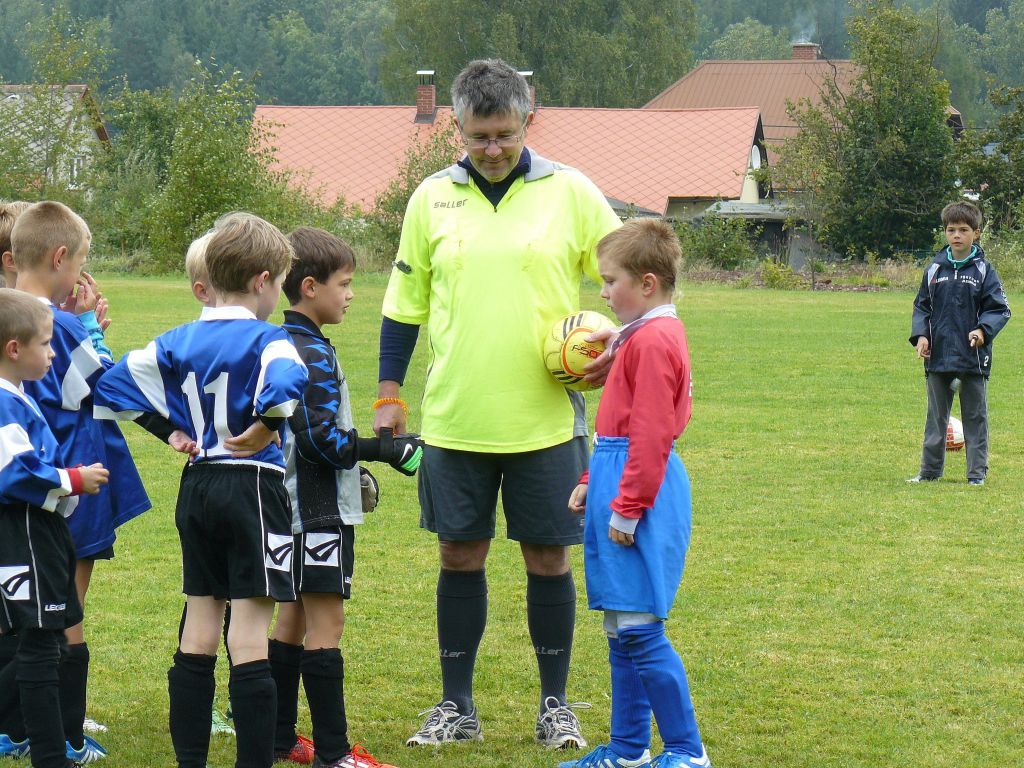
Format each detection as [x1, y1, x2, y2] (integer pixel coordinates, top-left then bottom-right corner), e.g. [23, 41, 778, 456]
[406, 701, 482, 746]
[536, 696, 590, 749]
[82, 718, 108, 734]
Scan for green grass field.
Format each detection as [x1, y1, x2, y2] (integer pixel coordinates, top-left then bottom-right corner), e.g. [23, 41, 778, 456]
[80, 274, 1024, 768]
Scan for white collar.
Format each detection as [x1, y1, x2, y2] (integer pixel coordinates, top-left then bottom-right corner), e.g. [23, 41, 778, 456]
[0, 376, 39, 414]
[199, 305, 257, 321]
[610, 304, 677, 353]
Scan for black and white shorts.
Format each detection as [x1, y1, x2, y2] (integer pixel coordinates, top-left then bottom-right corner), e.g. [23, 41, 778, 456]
[176, 462, 296, 602]
[0, 504, 82, 632]
[418, 437, 589, 545]
[293, 525, 354, 599]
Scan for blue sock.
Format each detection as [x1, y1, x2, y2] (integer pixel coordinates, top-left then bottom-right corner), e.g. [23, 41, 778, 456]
[607, 636, 651, 760]
[618, 622, 702, 756]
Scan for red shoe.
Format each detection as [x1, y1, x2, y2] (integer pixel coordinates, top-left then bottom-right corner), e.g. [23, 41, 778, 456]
[275, 733, 315, 765]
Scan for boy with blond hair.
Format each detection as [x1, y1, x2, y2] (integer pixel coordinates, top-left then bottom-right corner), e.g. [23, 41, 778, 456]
[10, 201, 153, 763]
[95, 212, 309, 768]
[564, 219, 709, 768]
[0, 287, 109, 768]
[0, 201, 32, 288]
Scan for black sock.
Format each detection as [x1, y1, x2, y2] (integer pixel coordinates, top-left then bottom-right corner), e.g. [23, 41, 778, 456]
[168, 650, 216, 768]
[0, 634, 25, 741]
[437, 568, 487, 713]
[526, 571, 576, 710]
[301, 648, 348, 761]
[59, 642, 88, 749]
[268, 639, 302, 753]
[229, 659, 276, 768]
[16, 628, 65, 768]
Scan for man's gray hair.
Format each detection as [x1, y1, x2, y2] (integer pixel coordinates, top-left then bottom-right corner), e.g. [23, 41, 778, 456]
[451, 59, 531, 123]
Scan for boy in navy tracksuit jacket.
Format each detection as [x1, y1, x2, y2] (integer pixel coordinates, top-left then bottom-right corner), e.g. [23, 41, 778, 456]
[909, 201, 1011, 485]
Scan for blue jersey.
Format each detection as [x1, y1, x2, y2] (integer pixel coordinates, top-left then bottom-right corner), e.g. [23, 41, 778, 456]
[0, 379, 73, 514]
[94, 306, 308, 469]
[22, 303, 150, 556]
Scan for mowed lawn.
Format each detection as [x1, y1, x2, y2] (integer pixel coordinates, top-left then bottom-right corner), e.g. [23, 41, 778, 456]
[83, 273, 1023, 768]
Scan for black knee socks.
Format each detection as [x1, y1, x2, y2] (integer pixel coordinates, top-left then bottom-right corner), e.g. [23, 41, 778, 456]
[168, 650, 216, 768]
[16, 628, 66, 768]
[436, 569, 487, 713]
[229, 659, 276, 768]
[59, 642, 88, 750]
[301, 648, 348, 761]
[268, 639, 302, 753]
[526, 571, 576, 709]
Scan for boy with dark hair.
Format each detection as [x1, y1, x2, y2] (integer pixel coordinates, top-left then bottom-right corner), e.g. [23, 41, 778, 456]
[0, 287, 109, 768]
[908, 200, 1011, 485]
[269, 226, 420, 768]
[10, 201, 153, 763]
[94, 212, 308, 768]
[564, 219, 710, 768]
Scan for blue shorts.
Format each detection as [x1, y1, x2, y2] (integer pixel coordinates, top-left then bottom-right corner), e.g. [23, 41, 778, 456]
[583, 436, 691, 619]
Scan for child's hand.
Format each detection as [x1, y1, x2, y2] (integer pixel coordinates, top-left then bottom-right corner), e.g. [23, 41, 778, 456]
[969, 329, 985, 348]
[70, 274, 100, 314]
[223, 421, 280, 457]
[582, 327, 619, 387]
[568, 483, 588, 514]
[608, 526, 634, 547]
[95, 296, 111, 332]
[915, 337, 930, 358]
[79, 463, 110, 494]
[168, 430, 199, 457]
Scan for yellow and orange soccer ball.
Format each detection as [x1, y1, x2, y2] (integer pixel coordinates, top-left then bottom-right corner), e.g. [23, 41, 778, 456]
[543, 311, 617, 391]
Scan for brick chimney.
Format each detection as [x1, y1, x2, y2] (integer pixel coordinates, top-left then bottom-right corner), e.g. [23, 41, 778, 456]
[415, 70, 436, 123]
[518, 70, 536, 112]
[792, 42, 820, 60]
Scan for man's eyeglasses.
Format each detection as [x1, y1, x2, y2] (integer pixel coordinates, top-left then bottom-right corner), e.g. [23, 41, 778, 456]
[460, 123, 527, 150]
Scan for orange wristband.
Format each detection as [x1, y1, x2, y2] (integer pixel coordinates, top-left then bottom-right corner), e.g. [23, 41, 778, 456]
[372, 397, 408, 415]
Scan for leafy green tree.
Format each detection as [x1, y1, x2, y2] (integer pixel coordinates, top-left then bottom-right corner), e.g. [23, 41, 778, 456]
[980, 0, 1024, 91]
[703, 18, 792, 60]
[774, 0, 955, 259]
[955, 87, 1024, 232]
[923, 6, 992, 128]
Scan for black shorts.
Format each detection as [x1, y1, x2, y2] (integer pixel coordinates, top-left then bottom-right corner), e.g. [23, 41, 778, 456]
[79, 545, 114, 561]
[418, 437, 588, 545]
[176, 462, 296, 602]
[0, 505, 83, 632]
[293, 525, 354, 599]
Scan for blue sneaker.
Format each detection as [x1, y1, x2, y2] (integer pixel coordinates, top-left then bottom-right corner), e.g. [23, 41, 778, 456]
[66, 735, 107, 763]
[650, 745, 711, 767]
[0, 733, 30, 758]
[558, 744, 652, 768]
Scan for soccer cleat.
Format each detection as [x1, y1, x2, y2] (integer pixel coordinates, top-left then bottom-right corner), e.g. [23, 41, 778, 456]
[968, 478, 985, 486]
[0, 733, 31, 758]
[650, 744, 712, 768]
[906, 475, 939, 483]
[536, 696, 590, 750]
[275, 734, 315, 764]
[312, 743, 399, 767]
[405, 700, 483, 746]
[557, 744, 652, 768]
[210, 706, 235, 736]
[82, 718, 108, 734]
[66, 735, 108, 763]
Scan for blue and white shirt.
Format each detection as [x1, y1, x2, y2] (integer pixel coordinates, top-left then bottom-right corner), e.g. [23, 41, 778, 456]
[0, 378, 73, 514]
[23, 302, 150, 556]
[94, 306, 308, 470]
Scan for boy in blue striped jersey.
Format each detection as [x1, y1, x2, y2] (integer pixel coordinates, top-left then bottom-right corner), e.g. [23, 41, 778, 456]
[94, 212, 309, 768]
[0, 288, 109, 768]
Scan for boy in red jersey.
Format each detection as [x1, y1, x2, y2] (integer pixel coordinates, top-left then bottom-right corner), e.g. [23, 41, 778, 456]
[563, 220, 710, 768]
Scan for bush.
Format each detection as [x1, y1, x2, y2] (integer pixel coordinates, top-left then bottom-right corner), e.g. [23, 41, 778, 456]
[760, 260, 804, 289]
[676, 215, 760, 270]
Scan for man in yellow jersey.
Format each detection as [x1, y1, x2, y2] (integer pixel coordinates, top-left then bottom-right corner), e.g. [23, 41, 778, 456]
[374, 58, 620, 750]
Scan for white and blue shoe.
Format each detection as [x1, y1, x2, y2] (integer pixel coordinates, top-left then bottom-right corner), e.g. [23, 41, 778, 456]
[650, 744, 711, 768]
[66, 734, 107, 763]
[558, 744, 652, 768]
[0, 733, 30, 758]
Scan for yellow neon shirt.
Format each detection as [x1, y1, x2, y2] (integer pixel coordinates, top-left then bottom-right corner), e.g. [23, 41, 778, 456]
[383, 152, 621, 452]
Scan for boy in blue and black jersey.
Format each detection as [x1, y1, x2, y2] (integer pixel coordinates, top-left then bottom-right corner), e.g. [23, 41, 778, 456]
[0, 288, 109, 768]
[94, 212, 308, 768]
[10, 201, 154, 761]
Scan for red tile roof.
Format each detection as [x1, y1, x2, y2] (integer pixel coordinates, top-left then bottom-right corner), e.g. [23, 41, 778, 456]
[644, 60, 859, 160]
[255, 103, 763, 215]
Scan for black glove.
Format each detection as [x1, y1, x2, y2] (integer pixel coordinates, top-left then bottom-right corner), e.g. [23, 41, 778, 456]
[359, 466, 380, 513]
[378, 427, 424, 476]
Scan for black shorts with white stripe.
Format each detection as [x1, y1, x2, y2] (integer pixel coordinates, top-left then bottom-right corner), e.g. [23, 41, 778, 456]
[0, 503, 82, 632]
[293, 524, 354, 598]
[176, 462, 296, 602]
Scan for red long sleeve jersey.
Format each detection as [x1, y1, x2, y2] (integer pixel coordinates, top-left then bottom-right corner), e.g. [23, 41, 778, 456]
[593, 316, 692, 519]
